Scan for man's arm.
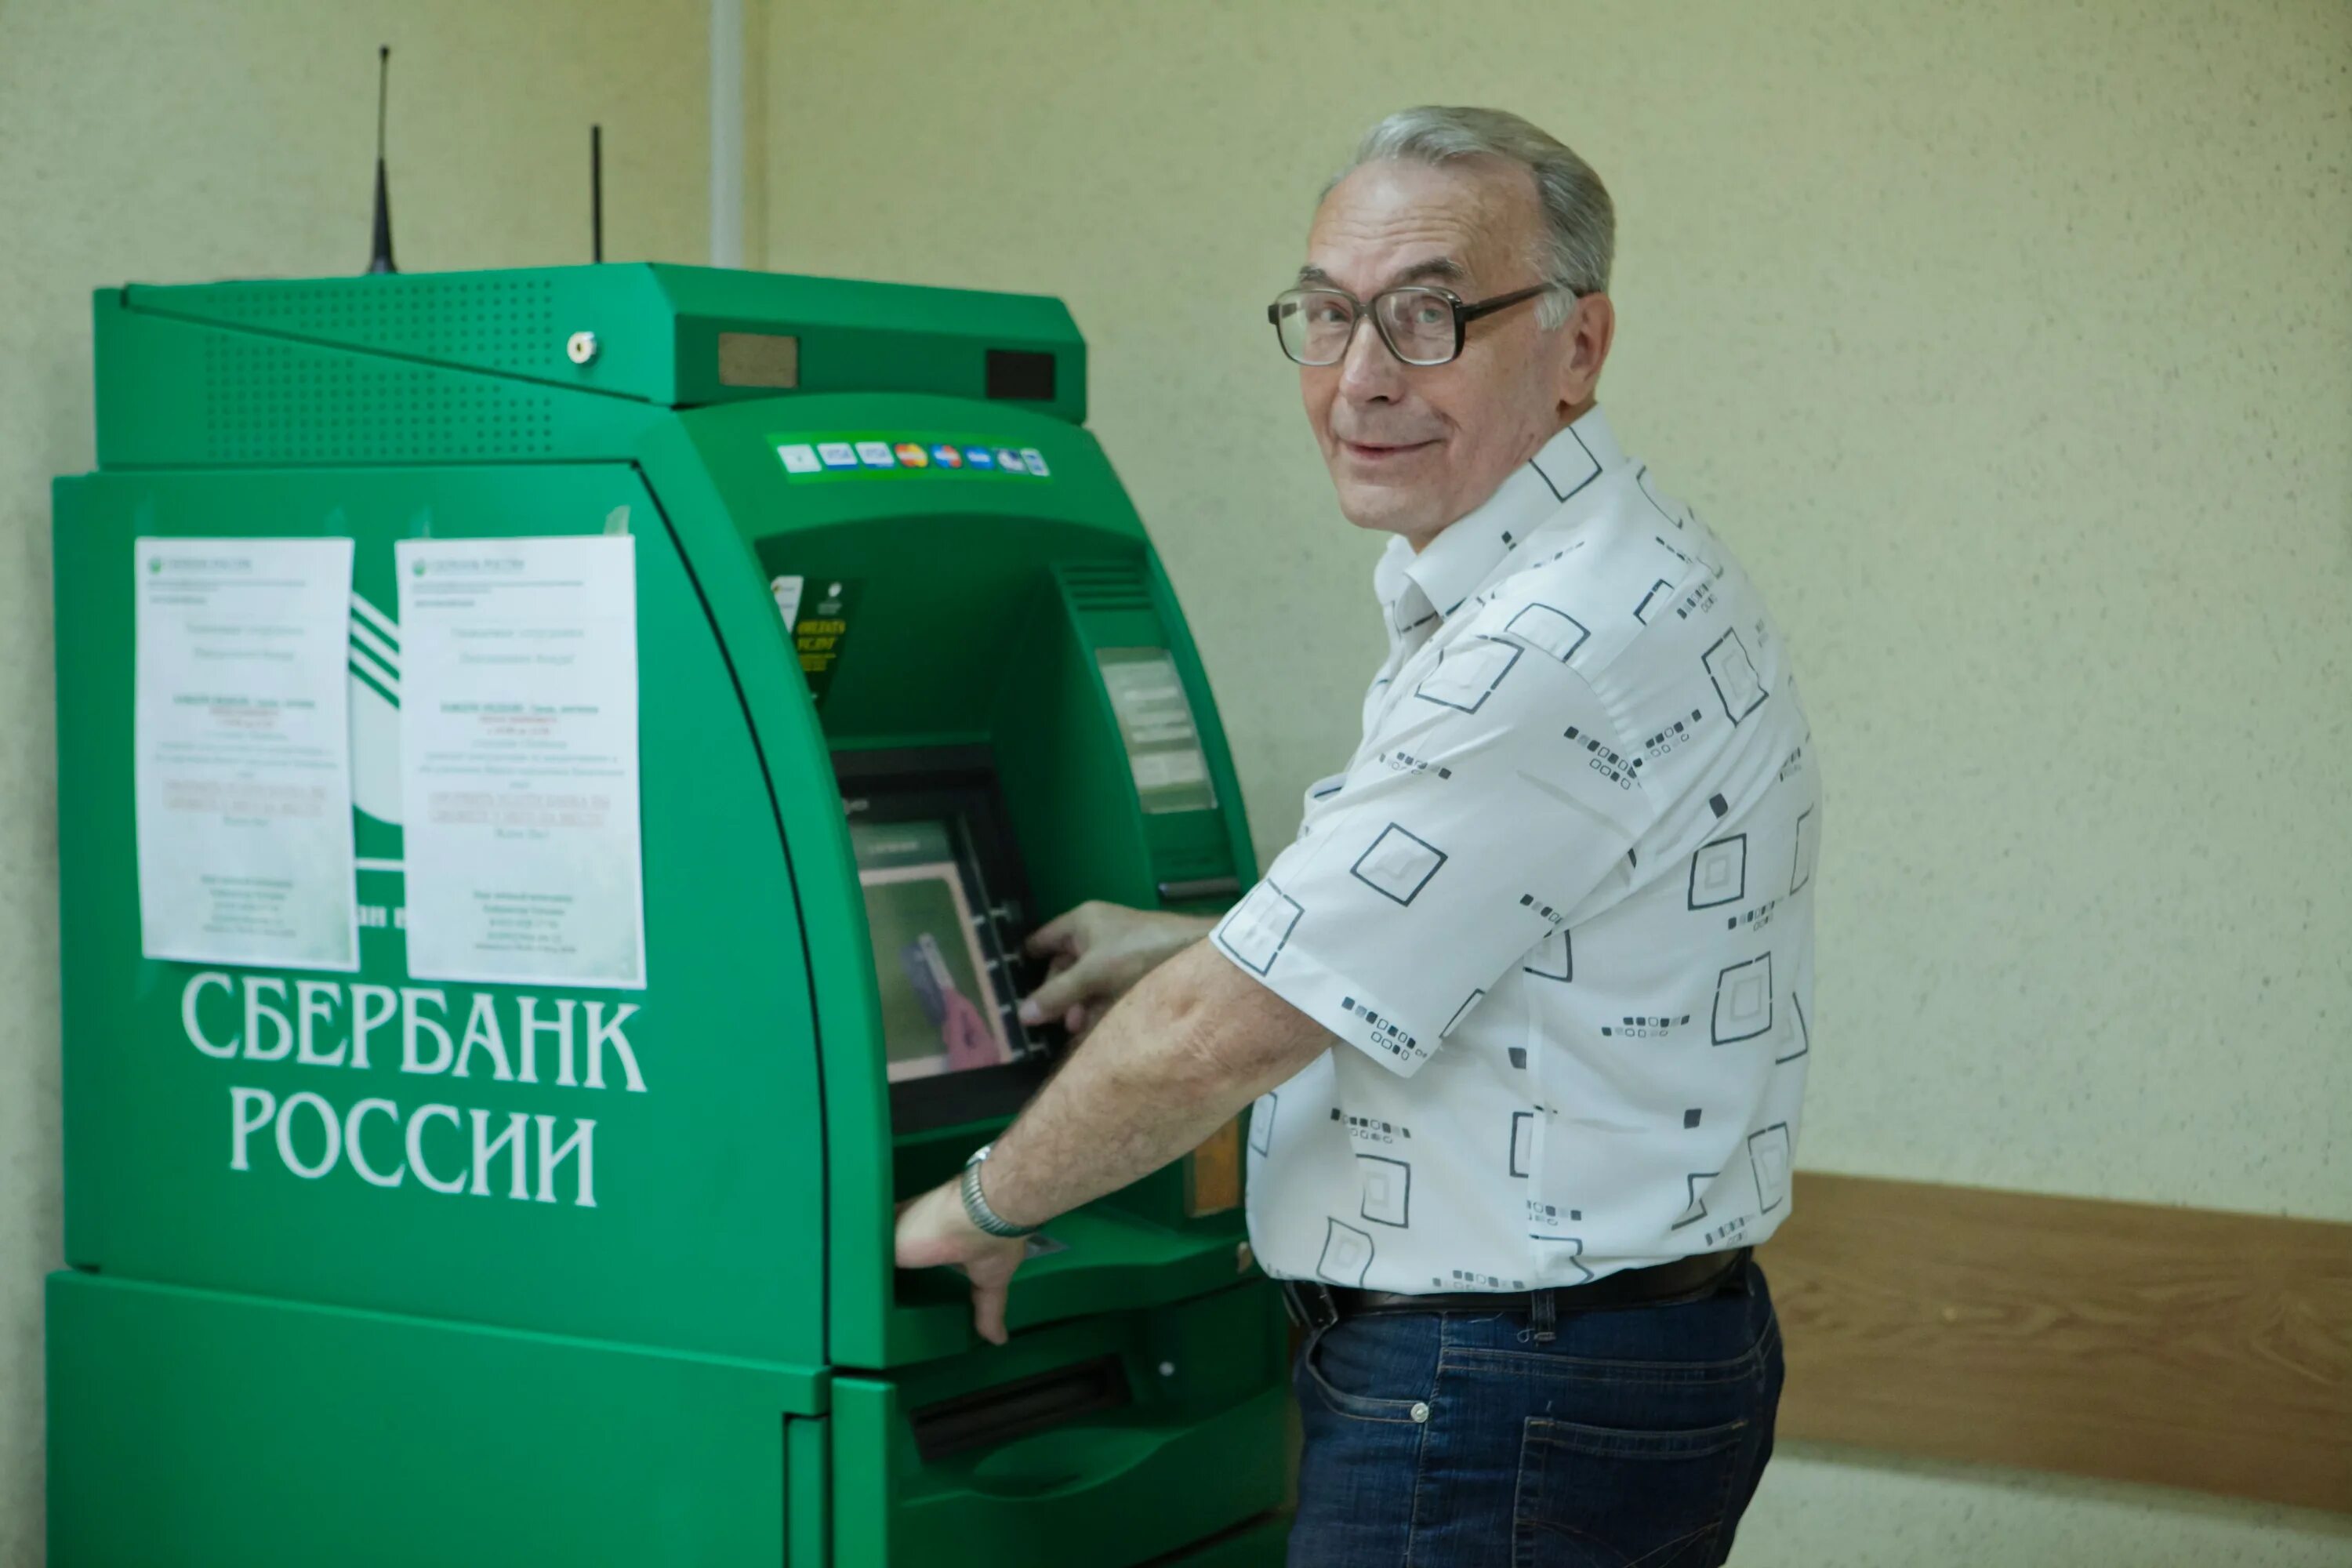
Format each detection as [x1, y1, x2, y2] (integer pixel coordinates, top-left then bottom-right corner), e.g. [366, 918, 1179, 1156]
[895, 939, 1330, 1343]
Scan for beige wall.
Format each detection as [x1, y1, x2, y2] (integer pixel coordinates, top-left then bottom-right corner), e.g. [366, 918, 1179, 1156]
[767, 0, 2352, 1562]
[0, 3, 710, 1561]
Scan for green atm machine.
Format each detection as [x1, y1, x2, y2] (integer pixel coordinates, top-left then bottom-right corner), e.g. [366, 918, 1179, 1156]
[48, 266, 1290, 1566]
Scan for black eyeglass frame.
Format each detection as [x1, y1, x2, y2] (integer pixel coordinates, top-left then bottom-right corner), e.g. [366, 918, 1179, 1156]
[1265, 281, 1570, 367]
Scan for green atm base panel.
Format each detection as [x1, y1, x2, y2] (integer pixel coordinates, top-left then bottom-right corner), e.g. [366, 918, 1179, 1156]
[49, 1272, 1288, 1567]
[48, 264, 1292, 1565]
[47, 1272, 828, 1565]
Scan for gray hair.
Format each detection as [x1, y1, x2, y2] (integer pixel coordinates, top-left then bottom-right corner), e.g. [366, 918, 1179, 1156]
[1331, 106, 1613, 328]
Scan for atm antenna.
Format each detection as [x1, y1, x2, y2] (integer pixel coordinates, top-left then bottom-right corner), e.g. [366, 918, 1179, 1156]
[590, 124, 604, 263]
[366, 46, 397, 274]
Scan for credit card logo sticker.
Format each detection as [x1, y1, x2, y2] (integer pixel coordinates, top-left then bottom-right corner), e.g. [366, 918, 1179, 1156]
[769, 434, 1055, 480]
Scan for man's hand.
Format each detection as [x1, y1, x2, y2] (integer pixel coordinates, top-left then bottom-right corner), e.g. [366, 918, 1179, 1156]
[895, 1178, 1030, 1345]
[906, 935, 1330, 1348]
[1021, 902, 1216, 1037]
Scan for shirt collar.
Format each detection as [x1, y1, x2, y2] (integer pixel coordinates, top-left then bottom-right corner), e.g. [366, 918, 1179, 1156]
[1375, 408, 1629, 635]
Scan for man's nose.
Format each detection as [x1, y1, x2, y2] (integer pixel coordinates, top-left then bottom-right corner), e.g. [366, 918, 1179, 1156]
[1336, 311, 1404, 403]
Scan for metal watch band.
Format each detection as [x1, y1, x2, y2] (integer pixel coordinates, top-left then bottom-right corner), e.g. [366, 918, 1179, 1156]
[960, 1145, 1037, 1238]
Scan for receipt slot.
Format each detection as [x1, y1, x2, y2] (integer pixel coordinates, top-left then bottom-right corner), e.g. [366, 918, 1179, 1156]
[47, 266, 1290, 1566]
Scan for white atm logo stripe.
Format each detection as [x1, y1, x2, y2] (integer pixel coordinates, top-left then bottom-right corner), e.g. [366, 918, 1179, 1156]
[348, 590, 405, 824]
[350, 615, 399, 670]
[350, 645, 398, 698]
[349, 592, 401, 707]
[350, 591, 400, 644]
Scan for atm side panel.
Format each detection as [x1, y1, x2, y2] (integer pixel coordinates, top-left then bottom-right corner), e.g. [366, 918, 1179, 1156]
[48, 462, 825, 1366]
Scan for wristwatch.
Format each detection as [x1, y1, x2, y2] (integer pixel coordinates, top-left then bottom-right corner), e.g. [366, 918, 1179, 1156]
[959, 1144, 1039, 1238]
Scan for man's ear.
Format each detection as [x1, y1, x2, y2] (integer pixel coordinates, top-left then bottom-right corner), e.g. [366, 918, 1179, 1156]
[1559, 293, 1617, 410]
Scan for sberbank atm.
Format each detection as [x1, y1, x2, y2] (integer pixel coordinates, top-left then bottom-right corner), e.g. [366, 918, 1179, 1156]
[48, 266, 1290, 1567]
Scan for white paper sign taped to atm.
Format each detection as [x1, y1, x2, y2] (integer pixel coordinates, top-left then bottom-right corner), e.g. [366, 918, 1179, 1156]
[132, 535, 363, 971]
[394, 535, 646, 989]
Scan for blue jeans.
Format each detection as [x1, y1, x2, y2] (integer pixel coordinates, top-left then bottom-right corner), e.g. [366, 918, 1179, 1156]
[1288, 1260, 1784, 1567]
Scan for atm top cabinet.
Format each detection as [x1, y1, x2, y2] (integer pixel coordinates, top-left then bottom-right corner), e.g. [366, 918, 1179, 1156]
[49, 265, 1290, 1568]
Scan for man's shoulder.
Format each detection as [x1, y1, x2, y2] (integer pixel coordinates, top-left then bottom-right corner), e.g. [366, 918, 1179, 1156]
[1468, 466, 1741, 689]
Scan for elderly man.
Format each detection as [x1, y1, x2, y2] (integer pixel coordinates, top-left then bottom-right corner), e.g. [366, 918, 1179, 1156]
[895, 105, 1819, 1566]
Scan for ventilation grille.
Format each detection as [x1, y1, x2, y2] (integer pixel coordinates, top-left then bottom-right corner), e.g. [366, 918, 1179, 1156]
[1059, 559, 1151, 613]
[203, 335, 558, 463]
[164, 274, 562, 380]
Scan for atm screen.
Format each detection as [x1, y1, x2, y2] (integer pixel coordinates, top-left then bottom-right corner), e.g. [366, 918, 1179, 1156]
[836, 748, 1056, 1130]
[851, 818, 1017, 1082]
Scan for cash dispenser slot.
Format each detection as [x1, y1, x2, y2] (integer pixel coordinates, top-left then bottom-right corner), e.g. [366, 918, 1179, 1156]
[832, 1287, 1288, 1568]
[910, 1353, 1131, 1462]
[1157, 873, 1243, 903]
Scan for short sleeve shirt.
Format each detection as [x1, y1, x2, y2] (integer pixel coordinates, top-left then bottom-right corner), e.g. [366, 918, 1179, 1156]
[1214, 409, 1820, 1294]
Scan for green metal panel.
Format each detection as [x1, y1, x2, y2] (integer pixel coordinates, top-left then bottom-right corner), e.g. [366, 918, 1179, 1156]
[831, 1376, 898, 1567]
[47, 1270, 821, 1568]
[91, 290, 666, 469]
[120, 268, 683, 405]
[111, 263, 1085, 420]
[830, 1286, 1289, 1568]
[789, 1414, 833, 1568]
[653, 267, 1086, 418]
[53, 462, 826, 1366]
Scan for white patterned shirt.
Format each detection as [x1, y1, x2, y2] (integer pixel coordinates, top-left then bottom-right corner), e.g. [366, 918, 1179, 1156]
[1214, 408, 1819, 1294]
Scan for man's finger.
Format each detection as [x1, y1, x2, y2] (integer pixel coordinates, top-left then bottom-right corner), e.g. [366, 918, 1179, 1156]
[1023, 904, 1092, 960]
[1018, 955, 1101, 1025]
[973, 1277, 1011, 1345]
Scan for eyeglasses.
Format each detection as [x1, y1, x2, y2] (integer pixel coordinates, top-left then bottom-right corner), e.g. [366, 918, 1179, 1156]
[1265, 281, 1563, 367]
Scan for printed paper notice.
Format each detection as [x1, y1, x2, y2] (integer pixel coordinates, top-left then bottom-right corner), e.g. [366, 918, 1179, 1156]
[133, 536, 361, 970]
[396, 535, 646, 989]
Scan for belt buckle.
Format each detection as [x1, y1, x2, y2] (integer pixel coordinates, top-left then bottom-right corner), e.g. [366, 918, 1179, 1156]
[1280, 1281, 1341, 1333]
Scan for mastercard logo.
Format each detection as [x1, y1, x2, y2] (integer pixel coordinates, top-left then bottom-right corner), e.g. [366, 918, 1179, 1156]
[893, 443, 929, 468]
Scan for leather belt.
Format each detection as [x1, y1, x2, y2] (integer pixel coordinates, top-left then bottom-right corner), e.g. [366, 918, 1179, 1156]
[1280, 1248, 1748, 1339]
